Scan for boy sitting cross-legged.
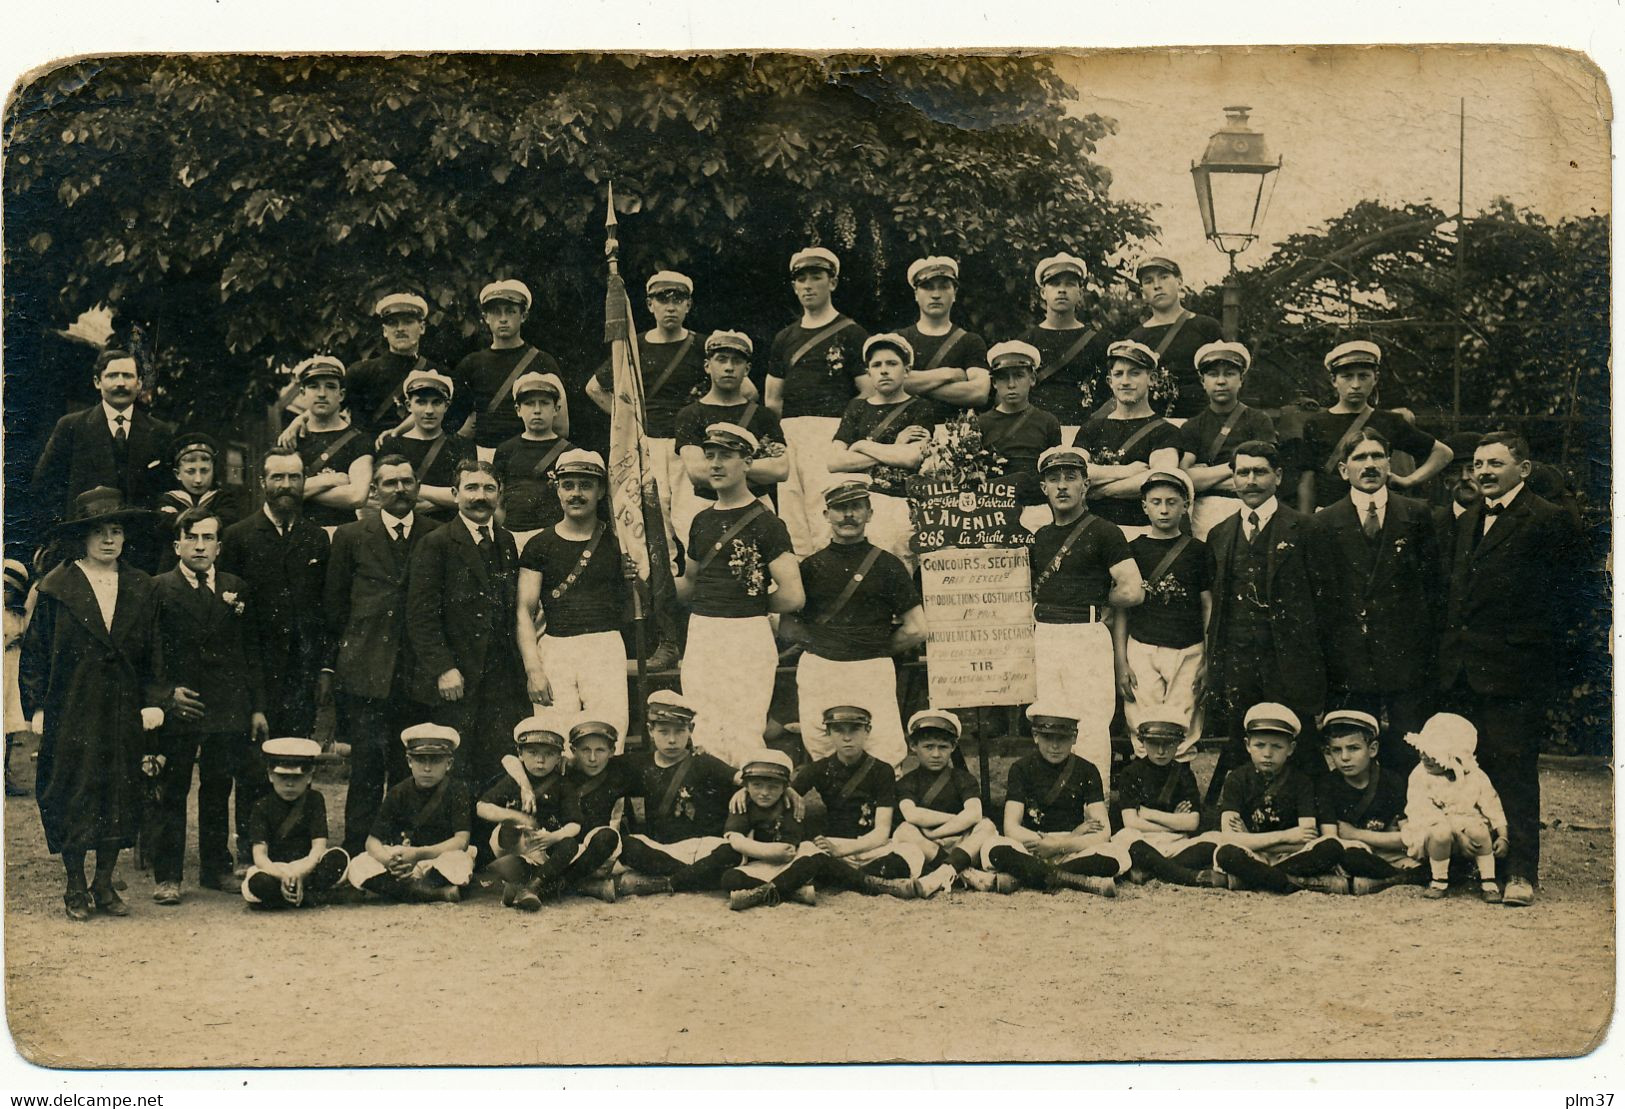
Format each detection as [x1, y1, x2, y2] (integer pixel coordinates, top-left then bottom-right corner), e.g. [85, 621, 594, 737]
[478, 714, 583, 912]
[1211, 704, 1347, 894]
[241, 738, 350, 910]
[1111, 718, 1221, 887]
[891, 709, 1003, 898]
[1316, 709, 1422, 896]
[981, 704, 1126, 898]
[720, 748, 827, 911]
[345, 724, 475, 903]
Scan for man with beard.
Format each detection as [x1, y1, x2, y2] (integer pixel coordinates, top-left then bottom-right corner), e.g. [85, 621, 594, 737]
[407, 459, 527, 788]
[1436, 431, 1484, 563]
[218, 448, 331, 874]
[324, 456, 440, 857]
[1306, 428, 1443, 779]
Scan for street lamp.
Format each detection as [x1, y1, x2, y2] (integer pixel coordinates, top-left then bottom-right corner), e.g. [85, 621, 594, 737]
[1191, 105, 1282, 340]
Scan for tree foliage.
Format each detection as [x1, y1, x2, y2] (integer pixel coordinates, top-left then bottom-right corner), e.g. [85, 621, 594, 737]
[4, 52, 1154, 433]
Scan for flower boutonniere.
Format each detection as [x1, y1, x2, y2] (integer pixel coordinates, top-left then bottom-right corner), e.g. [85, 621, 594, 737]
[1392, 536, 1409, 555]
[220, 591, 246, 616]
[1275, 540, 1293, 553]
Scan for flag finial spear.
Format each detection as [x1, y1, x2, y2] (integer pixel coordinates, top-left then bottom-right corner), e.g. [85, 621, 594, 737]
[605, 180, 620, 275]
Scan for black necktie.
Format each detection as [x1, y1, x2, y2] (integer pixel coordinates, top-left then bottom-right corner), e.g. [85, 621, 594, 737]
[1362, 501, 1380, 540]
[113, 414, 128, 446]
[1246, 511, 1261, 545]
[395, 523, 407, 543]
[192, 570, 209, 594]
[478, 525, 498, 572]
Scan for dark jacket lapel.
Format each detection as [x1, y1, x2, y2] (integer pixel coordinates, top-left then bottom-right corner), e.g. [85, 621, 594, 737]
[1472, 486, 1530, 564]
[450, 517, 492, 586]
[40, 563, 116, 650]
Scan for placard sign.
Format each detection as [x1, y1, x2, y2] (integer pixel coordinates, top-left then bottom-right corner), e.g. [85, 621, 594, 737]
[918, 546, 1037, 709]
[906, 477, 1025, 553]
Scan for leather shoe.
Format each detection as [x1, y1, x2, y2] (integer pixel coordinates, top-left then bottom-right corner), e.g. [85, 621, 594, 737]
[1502, 877, 1536, 907]
[90, 884, 130, 917]
[152, 882, 182, 906]
[645, 642, 680, 673]
[63, 889, 91, 922]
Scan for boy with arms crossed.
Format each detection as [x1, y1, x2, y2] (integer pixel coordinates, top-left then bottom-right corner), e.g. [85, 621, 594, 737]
[891, 709, 1003, 898]
[241, 737, 349, 910]
[1316, 709, 1420, 895]
[479, 715, 582, 912]
[1177, 342, 1276, 540]
[345, 724, 473, 903]
[978, 341, 1064, 534]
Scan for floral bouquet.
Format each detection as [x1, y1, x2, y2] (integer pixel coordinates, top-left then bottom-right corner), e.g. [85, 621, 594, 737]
[918, 410, 1008, 491]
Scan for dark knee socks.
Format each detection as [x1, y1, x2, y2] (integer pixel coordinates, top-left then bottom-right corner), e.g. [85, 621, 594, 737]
[246, 871, 292, 908]
[1337, 846, 1402, 879]
[1214, 845, 1298, 894]
[670, 846, 740, 892]
[1129, 840, 1205, 886]
[987, 845, 1049, 888]
[618, 836, 682, 876]
[564, 829, 619, 883]
[859, 854, 910, 880]
[1054, 853, 1119, 878]
[1275, 838, 1343, 877]
[945, 847, 974, 872]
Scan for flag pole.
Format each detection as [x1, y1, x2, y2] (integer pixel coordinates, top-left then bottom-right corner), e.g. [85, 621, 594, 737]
[605, 183, 652, 720]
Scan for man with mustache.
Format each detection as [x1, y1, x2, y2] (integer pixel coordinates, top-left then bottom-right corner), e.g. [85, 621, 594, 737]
[407, 459, 528, 787]
[1306, 428, 1443, 780]
[217, 448, 331, 879]
[33, 348, 174, 568]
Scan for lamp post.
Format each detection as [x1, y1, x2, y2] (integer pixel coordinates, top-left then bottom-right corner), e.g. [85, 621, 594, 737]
[1191, 106, 1282, 341]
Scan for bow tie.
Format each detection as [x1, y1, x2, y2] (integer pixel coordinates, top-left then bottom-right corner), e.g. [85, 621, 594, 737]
[1483, 502, 1507, 517]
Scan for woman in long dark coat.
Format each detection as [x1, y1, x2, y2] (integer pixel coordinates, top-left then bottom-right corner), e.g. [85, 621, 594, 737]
[21, 487, 169, 921]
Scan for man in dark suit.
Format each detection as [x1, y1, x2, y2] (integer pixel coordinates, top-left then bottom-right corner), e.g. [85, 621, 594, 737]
[149, 508, 268, 899]
[1307, 428, 1443, 779]
[324, 454, 440, 855]
[1203, 439, 1326, 802]
[219, 447, 330, 796]
[407, 458, 527, 788]
[1438, 431, 1578, 907]
[32, 348, 174, 566]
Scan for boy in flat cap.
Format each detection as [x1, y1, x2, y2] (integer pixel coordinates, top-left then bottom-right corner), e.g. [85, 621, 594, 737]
[478, 715, 583, 911]
[784, 476, 926, 766]
[1124, 256, 1222, 420]
[1112, 718, 1219, 887]
[765, 246, 871, 556]
[616, 691, 743, 896]
[241, 737, 350, 909]
[1075, 340, 1182, 538]
[828, 332, 949, 572]
[1211, 704, 1347, 894]
[891, 709, 1002, 897]
[453, 279, 568, 462]
[981, 705, 1124, 896]
[674, 423, 804, 767]
[979, 341, 1065, 534]
[895, 256, 991, 411]
[491, 370, 576, 553]
[672, 331, 787, 545]
[1017, 253, 1110, 441]
[516, 449, 630, 747]
[376, 368, 474, 524]
[1316, 709, 1420, 895]
[1295, 340, 1452, 513]
[1177, 341, 1277, 540]
[154, 433, 244, 570]
[346, 723, 473, 902]
[720, 748, 825, 910]
[290, 356, 374, 535]
[1112, 469, 1209, 754]
[1027, 445, 1143, 795]
[788, 704, 922, 900]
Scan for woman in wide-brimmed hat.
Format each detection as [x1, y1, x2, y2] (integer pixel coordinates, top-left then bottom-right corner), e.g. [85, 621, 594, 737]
[20, 487, 171, 921]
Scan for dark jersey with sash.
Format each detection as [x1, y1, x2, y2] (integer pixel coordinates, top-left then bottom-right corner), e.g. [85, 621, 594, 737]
[491, 434, 573, 533]
[567, 756, 640, 832]
[724, 796, 808, 846]
[481, 768, 583, 833]
[1004, 752, 1105, 833]
[371, 777, 473, 847]
[248, 788, 330, 863]
[1075, 415, 1183, 527]
[1017, 324, 1110, 423]
[978, 405, 1065, 505]
[592, 332, 707, 440]
[1115, 758, 1201, 815]
[831, 395, 948, 496]
[453, 344, 563, 449]
[793, 753, 899, 839]
[895, 764, 980, 820]
[684, 503, 793, 618]
[1028, 515, 1132, 622]
[767, 316, 870, 420]
[1217, 764, 1317, 833]
[346, 351, 426, 434]
[630, 751, 737, 842]
[1126, 534, 1210, 649]
[673, 399, 786, 503]
[899, 325, 989, 378]
[796, 540, 918, 661]
[1176, 405, 1278, 474]
[298, 426, 373, 528]
[1126, 312, 1223, 419]
[1315, 766, 1409, 833]
[518, 526, 628, 636]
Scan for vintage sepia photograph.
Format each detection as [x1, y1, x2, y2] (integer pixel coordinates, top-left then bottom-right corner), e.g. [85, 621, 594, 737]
[0, 39, 1612, 1073]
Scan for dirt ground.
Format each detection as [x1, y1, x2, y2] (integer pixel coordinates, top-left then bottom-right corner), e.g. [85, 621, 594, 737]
[3, 739, 1613, 1069]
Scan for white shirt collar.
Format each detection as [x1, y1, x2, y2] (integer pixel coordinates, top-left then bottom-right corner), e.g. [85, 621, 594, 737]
[184, 565, 216, 591]
[101, 401, 134, 435]
[1242, 496, 1279, 529]
[459, 513, 493, 543]
[380, 508, 415, 537]
[262, 503, 291, 534]
[1486, 482, 1524, 511]
[1452, 501, 1468, 518]
[1350, 486, 1389, 516]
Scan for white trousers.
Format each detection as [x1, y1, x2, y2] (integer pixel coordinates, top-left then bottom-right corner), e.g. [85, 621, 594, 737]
[539, 630, 630, 753]
[625, 833, 728, 867]
[781, 416, 840, 556]
[1122, 636, 1205, 758]
[346, 846, 475, 889]
[681, 613, 777, 767]
[735, 840, 825, 883]
[796, 652, 906, 765]
[1191, 495, 1242, 541]
[1032, 619, 1117, 794]
[867, 491, 918, 574]
[1019, 504, 1054, 534]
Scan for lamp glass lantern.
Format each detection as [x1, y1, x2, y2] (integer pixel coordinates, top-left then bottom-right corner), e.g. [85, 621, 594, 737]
[1191, 106, 1282, 271]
